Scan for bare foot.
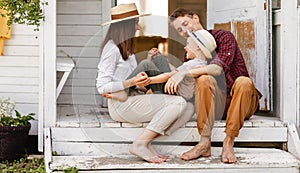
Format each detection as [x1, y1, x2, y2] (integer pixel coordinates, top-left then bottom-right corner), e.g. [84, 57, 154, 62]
[181, 141, 211, 161]
[129, 141, 166, 163]
[222, 136, 237, 163]
[148, 144, 168, 160]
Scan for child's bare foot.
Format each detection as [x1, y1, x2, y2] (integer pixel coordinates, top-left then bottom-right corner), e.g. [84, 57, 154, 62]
[222, 136, 237, 163]
[147, 48, 161, 61]
[129, 141, 166, 163]
[181, 140, 211, 161]
[148, 144, 168, 160]
[102, 90, 128, 102]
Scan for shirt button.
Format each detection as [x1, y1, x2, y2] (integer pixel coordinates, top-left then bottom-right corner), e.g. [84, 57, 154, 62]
[228, 53, 231, 55]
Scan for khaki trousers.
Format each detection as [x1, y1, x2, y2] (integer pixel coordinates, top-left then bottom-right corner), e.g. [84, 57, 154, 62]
[108, 94, 195, 136]
[195, 75, 260, 138]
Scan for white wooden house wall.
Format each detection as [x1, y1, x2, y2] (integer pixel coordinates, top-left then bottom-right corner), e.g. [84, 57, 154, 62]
[56, 0, 104, 106]
[0, 24, 41, 135]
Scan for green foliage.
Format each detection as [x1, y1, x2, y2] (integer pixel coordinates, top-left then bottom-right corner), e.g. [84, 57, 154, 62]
[0, 110, 35, 126]
[0, 98, 35, 127]
[63, 167, 79, 173]
[0, 0, 48, 31]
[0, 157, 46, 173]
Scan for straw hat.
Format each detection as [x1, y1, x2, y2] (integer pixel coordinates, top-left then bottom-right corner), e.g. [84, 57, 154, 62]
[101, 3, 151, 26]
[188, 30, 216, 59]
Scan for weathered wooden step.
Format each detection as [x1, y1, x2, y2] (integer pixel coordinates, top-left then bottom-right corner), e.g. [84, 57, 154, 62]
[49, 147, 300, 172]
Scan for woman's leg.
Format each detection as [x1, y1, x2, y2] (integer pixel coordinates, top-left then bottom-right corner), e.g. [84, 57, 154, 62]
[109, 94, 187, 162]
[165, 102, 195, 135]
[129, 129, 166, 163]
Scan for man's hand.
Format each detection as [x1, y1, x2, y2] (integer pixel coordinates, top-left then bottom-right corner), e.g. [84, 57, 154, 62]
[164, 71, 186, 94]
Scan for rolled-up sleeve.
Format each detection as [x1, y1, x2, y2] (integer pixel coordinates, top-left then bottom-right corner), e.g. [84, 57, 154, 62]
[96, 46, 125, 94]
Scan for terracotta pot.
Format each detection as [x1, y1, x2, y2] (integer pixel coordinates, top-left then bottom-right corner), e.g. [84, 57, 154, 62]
[0, 124, 31, 161]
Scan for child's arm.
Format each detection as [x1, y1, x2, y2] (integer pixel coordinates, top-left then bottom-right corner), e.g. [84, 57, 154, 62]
[102, 90, 128, 102]
[150, 71, 177, 84]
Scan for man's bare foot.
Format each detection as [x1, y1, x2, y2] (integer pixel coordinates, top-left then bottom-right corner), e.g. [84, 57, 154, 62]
[222, 136, 237, 163]
[181, 141, 211, 161]
[129, 141, 166, 163]
[148, 144, 168, 160]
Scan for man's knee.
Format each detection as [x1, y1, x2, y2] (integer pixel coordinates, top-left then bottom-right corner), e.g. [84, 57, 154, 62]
[234, 76, 253, 91]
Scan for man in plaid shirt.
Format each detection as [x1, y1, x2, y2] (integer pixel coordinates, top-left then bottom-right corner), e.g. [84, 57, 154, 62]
[167, 8, 262, 163]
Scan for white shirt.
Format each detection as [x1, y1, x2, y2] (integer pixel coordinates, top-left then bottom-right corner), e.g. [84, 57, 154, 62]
[96, 40, 137, 94]
[176, 58, 207, 100]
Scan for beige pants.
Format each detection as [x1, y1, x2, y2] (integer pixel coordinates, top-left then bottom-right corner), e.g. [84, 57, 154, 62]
[108, 94, 195, 135]
[195, 75, 260, 138]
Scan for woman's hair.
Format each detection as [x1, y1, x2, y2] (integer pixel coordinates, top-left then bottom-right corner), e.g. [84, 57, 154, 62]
[100, 18, 136, 61]
[169, 8, 195, 23]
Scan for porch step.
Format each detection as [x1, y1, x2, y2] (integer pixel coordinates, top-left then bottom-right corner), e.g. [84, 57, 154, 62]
[48, 147, 300, 172]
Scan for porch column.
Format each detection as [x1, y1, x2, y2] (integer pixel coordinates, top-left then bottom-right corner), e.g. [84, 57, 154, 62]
[280, 0, 298, 125]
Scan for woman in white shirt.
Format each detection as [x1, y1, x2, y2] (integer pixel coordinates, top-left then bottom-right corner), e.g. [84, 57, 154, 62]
[96, 3, 194, 163]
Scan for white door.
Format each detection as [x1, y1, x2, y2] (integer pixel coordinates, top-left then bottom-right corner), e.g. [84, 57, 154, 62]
[207, 0, 272, 111]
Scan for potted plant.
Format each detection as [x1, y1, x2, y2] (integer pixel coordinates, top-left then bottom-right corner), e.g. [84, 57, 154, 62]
[0, 98, 35, 161]
[0, 0, 48, 31]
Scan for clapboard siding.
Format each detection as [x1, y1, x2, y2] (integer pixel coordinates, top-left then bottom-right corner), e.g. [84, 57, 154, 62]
[0, 56, 39, 67]
[57, 26, 102, 36]
[0, 23, 40, 135]
[57, 0, 103, 105]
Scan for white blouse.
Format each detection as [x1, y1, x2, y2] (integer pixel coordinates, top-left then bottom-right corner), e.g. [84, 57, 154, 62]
[96, 40, 137, 94]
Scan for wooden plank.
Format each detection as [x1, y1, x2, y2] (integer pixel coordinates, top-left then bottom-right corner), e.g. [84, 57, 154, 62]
[0, 85, 39, 93]
[57, 94, 101, 105]
[57, 14, 102, 25]
[68, 68, 97, 79]
[6, 35, 40, 46]
[57, 35, 102, 47]
[15, 103, 38, 116]
[11, 24, 38, 35]
[65, 78, 97, 87]
[56, 57, 99, 68]
[57, 46, 99, 58]
[57, 1, 101, 15]
[0, 93, 38, 103]
[77, 169, 299, 173]
[61, 86, 98, 94]
[51, 127, 287, 142]
[4, 46, 39, 56]
[49, 147, 299, 170]
[0, 77, 39, 85]
[57, 26, 102, 36]
[44, 128, 52, 173]
[0, 67, 39, 77]
[0, 57, 39, 67]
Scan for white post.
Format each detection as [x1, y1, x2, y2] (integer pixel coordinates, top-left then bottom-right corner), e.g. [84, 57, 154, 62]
[40, 0, 56, 152]
[38, 0, 57, 152]
[280, 0, 298, 124]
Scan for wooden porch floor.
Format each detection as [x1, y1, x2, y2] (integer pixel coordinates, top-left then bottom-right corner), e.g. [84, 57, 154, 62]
[46, 105, 299, 172]
[57, 105, 285, 129]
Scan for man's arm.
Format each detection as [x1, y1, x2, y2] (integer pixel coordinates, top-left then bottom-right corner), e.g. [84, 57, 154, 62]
[184, 64, 223, 78]
[164, 64, 223, 94]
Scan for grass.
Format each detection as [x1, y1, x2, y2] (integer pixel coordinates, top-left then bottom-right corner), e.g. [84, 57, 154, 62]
[0, 157, 45, 173]
[0, 156, 79, 173]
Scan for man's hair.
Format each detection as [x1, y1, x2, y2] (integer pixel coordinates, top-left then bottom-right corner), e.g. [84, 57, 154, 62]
[169, 8, 195, 23]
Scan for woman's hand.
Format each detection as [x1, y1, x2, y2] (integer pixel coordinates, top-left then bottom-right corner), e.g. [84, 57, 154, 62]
[132, 72, 151, 86]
